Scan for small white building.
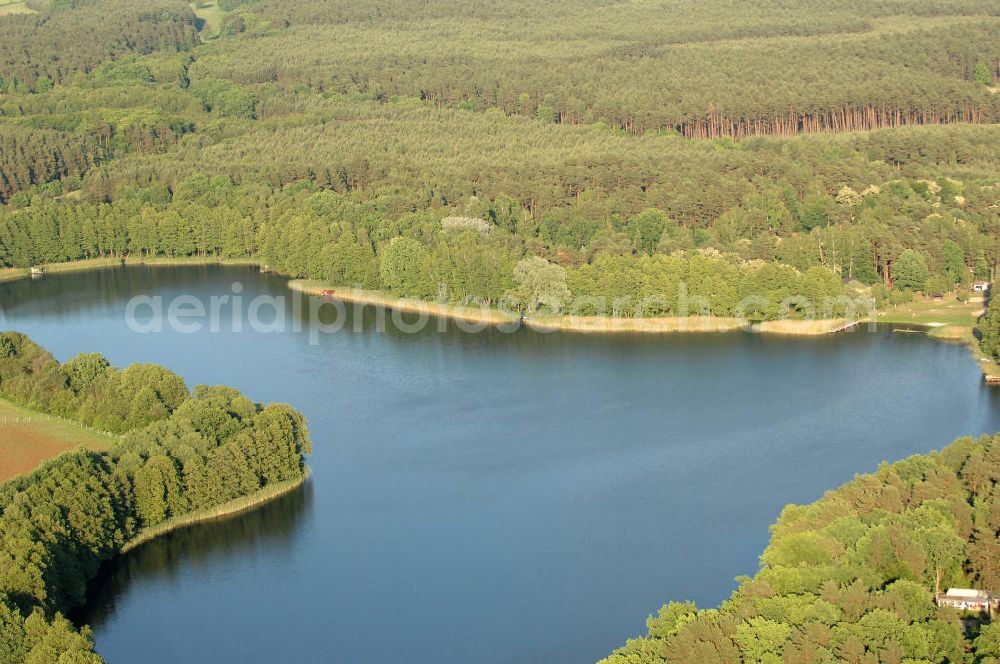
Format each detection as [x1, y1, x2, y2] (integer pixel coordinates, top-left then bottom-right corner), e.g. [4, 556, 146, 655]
[973, 281, 990, 292]
[936, 588, 992, 612]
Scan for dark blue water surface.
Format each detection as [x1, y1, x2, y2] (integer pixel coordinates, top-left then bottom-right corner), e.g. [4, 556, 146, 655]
[2, 265, 1000, 663]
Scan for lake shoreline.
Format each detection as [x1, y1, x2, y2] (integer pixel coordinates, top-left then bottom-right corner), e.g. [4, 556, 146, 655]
[8, 257, 980, 342]
[286, 280, 523, 327]
[287, 279, 865, 337]
[10, 262, 1000, 664]
[0, 256, 258, 283]
[121, 469, 310, 554]
[876, 299, 1000, 382]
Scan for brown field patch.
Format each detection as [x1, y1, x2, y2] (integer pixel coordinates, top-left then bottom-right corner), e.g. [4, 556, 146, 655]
[0, 400, 115, 482]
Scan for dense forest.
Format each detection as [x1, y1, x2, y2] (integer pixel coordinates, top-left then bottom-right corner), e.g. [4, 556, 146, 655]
[0, 332, 312, 663]
[2, 129, 998, 316]
[0, 0, 198, 88]
[0, 0, 1000, 661]
[6, 0, 997, 140]
[201, 0, 1000, 137]
[979, 305, 1000, 363]
[601, 433, 1000, 663]
[0, 0, 997, 320]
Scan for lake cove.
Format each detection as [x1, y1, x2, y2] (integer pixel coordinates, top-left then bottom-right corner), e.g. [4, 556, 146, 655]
[3, 265, 1000, 664]
[3, 258, 869, 335]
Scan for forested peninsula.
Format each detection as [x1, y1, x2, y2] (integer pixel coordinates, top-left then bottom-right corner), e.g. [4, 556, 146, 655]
[0, 332, 312, 662]
[601, 433, 1000, 664]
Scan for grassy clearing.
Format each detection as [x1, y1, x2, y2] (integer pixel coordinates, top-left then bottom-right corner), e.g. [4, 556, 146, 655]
[122, 471, 309, 553]
[0, 399, 116, 483]
[0, 1, 36, 15]
[190, 1, 226, 35]
[877, 295, 984, 328]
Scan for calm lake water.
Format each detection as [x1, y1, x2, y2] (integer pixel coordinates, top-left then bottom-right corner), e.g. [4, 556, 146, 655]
[3, 265, 1000, 663]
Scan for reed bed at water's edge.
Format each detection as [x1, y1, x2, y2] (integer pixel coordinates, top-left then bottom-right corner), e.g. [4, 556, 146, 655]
[0, 257, 884, 338]
[121, 470, 310, 554]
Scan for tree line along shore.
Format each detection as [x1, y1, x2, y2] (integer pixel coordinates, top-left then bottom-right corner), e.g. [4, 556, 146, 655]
[4, 254, 993, 346]
[16, 257, 1000, 389]
[285, 279, 862, 336]
[1, 0, 999, 661]
[0, 254, 874, 336]
[601, 432, 1000, 663]
[0, 5, 998, 350]
[0, 332, 312, 662]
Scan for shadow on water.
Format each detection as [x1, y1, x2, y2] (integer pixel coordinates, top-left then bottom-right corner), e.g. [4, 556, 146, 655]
[0, 263, 842, 358]
[0, 265, 269, 320]
[71, 479, 314, 629]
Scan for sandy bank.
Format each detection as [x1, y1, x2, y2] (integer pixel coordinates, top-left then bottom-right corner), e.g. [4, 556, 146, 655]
[287, 281, 521, 327]
[289, 280, 865, 337]
[2, 258, 867, 337]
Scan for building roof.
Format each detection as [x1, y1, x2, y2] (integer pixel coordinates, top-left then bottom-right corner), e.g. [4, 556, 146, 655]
[943, 588, 989, 599]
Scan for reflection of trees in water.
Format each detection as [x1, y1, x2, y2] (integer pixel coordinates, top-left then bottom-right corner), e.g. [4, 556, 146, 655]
[3, 263, 828, 359]
[0, 265, 270, 319]
[74, 480, 313, 628]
